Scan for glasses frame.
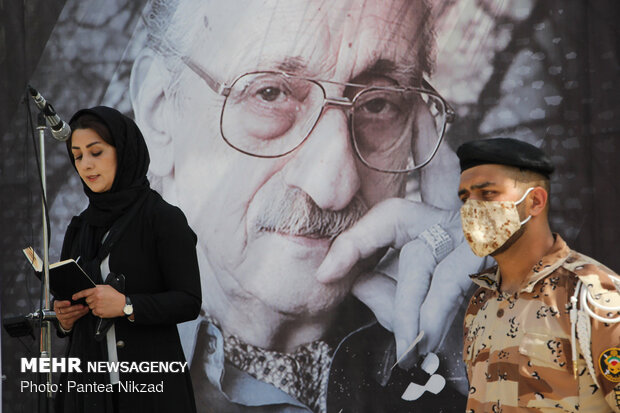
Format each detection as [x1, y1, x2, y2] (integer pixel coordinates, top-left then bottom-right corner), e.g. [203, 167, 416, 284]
[182, 56, 456, 173]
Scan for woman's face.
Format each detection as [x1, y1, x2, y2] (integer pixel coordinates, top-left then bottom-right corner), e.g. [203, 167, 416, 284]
[71, 128, 117, 193]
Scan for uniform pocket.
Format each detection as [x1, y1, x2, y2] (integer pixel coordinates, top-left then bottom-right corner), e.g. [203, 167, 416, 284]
[517, 332, 576, 412]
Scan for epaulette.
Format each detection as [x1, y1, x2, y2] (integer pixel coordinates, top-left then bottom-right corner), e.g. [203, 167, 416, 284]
[565, 252, 620, 385]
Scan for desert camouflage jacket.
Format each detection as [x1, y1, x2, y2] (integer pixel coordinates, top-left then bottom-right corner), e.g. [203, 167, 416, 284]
[463, 234, 620, 412]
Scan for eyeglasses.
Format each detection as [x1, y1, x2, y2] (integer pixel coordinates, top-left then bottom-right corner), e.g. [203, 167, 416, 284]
[182, 56, 455, 173]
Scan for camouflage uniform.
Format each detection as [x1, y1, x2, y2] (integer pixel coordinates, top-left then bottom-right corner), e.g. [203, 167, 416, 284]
[463, 234, 620, 412]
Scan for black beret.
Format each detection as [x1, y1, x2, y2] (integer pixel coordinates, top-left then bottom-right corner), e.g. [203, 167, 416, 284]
[457, 138, 554, 177]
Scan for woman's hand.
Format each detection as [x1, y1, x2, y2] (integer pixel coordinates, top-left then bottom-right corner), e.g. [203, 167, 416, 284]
[54, 300, 89, 331]
[72, 285, 125, 318]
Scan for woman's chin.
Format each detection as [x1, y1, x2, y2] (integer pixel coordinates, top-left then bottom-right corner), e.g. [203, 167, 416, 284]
[85, 182, 111, 193]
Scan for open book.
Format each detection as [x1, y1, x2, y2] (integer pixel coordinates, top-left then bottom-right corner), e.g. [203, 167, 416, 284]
[23, 247, 96, 305]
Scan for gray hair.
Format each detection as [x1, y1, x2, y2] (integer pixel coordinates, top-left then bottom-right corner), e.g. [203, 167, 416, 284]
[142, 0, 191, 78]
[142, 0, 436, 80]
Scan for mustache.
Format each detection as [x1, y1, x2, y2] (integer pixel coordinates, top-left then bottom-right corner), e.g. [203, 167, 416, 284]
[254, 188, 368, 239]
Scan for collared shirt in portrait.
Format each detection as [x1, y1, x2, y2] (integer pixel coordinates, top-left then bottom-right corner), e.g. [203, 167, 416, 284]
[190, 299, 468, 413]
[463, 234, 620, 412]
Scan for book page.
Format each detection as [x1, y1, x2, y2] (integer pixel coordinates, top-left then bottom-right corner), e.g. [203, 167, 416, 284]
[22, 247, 42, 272]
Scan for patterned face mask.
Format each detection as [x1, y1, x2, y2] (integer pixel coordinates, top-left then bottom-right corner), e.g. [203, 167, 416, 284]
[460, 187, 534, 257]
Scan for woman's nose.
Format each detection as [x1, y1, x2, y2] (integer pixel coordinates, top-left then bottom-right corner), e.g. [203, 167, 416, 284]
[81, 155, 94, 169]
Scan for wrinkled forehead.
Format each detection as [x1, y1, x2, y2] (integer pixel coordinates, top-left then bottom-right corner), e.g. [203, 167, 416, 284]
[180, 0, 429, 85]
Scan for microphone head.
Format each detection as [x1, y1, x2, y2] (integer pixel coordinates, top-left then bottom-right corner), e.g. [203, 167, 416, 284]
[51, 122, 72, 142]
[28, 85, 45, 108]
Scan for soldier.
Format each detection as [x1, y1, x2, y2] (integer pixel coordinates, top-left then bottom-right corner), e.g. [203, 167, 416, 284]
[457, 137, 620, 412]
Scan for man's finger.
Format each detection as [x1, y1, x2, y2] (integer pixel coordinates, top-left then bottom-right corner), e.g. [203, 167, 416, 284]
[418, 242, 483, 354]
[316, 198, 449, 283]
[392, 239, 436, 367]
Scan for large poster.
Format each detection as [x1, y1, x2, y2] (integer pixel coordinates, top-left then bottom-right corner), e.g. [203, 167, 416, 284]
[1, 0, 618, 412]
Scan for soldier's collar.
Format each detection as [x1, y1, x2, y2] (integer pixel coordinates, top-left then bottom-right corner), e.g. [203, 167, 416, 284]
[469, 234, 571, 293]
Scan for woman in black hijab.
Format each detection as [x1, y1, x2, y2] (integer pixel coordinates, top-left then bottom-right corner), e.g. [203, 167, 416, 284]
[53, 106, 201, 413]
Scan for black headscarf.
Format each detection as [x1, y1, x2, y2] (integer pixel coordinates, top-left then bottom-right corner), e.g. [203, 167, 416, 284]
[68, 106, 150, 226]
[64, 106, 151, 282]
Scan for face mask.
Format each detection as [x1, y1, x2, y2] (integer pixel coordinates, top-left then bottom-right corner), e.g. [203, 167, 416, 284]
[460, 187, 534, 257]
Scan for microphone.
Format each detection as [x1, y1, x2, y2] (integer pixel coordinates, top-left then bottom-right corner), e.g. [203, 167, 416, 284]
[28, 86, 71, 141]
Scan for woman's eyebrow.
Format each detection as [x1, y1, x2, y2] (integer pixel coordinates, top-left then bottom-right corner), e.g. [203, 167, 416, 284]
[71, 142, 101, 150]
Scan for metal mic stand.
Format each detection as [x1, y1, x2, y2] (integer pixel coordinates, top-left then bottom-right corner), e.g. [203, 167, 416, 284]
[35, 111, 56, 411]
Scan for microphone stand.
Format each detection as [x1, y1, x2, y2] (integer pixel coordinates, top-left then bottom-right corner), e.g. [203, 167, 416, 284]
[3, 97, 61, 413]
[36, 111, 56, 411]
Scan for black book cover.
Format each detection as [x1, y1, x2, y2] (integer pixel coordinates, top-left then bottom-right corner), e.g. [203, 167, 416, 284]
[23, 247, 96, 305]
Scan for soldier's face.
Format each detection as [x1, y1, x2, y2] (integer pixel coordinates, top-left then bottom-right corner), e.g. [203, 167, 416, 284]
[167, 0, 426, 315]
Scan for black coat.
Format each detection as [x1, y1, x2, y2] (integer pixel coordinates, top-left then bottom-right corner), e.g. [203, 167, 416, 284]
[55, 190, 201, 413]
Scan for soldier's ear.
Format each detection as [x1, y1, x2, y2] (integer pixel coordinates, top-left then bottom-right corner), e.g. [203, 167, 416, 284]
[528, 186, 548, 216]
[130, 49, 174, 178]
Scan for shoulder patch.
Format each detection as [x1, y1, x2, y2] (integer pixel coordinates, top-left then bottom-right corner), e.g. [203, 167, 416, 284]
[477, 274, 497, 287]
[599, 348, 620, 382]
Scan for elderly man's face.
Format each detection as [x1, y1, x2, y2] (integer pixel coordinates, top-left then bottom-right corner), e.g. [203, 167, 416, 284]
[166, 0, 426, 316]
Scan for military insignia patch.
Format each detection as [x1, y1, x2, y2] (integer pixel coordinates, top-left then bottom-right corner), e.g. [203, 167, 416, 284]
[476, 274, 496, 287]
[599, 348, 620, 382]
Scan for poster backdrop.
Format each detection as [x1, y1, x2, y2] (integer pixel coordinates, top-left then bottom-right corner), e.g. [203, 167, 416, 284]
[1, 0, 618, 412]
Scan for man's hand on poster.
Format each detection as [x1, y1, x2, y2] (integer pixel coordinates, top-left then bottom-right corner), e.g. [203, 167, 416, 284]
[315, 144, 485, 368]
